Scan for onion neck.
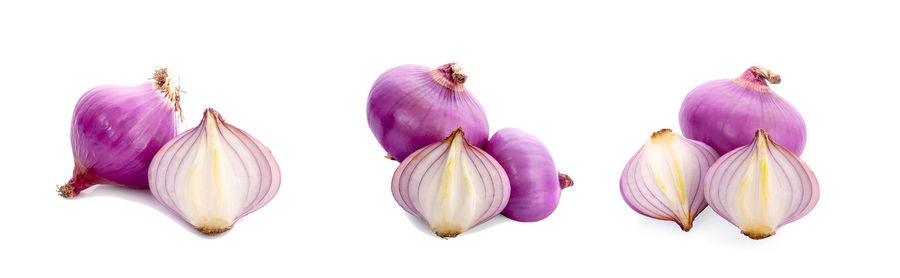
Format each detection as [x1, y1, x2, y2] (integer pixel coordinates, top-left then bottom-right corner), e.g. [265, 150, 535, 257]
[153, 67, 183, 122]
[58, 167, 102, 198]
[431, 63, 468, 92]
[734, 66, 780, 93]
[558, 172, 573, 189]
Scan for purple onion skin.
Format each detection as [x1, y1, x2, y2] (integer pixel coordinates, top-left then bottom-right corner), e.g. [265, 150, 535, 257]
[679, 67, 806, 155]
[486, 128, 570, 222]
[63, 81, 177, 197]
[367, 63, 489, 162]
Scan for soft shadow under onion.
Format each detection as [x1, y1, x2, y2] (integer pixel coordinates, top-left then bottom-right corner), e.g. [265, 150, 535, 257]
[74, 185, 220, 238]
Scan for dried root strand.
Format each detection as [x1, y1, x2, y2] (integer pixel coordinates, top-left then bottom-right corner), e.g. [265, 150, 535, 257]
[152, 67, 184, 122]
[752, 66, 781, 84]
[57, 185, 76, 198]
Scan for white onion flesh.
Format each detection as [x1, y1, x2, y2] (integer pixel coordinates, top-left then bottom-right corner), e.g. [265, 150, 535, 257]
[620, 129, 719, 231]
[391, 128, 510, 238]
[703, 129, 818, 239]
[149, 108, 280, 235]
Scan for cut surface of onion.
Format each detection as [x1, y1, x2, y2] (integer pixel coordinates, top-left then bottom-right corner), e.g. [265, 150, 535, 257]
[620, 129, 719, 231]
[703, 129, 819, 239]
[391, 128, 510, 238]
[149, 108, 280, 235]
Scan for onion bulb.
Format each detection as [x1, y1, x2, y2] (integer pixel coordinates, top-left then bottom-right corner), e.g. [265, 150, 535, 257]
[59, 68, 181, 198]
[486, 128, 572, 222]
[149, 108, 280, 235]
[391, 128, 510, 238]
[367, 63, 489, 162]
[703, 129, 819, 239]
[620, 129, 719, 231]
[679, 66, 807, 155]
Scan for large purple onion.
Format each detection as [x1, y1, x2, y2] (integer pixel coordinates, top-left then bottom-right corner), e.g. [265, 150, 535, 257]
[367, 63, 489, 162]
[59, 68, 181, 198]
[486, 128, 572, 222]
[679, 66, 806, 155]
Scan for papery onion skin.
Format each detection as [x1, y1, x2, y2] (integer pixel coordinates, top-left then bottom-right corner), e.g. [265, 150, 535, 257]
[391, 128, 510, 238]
[485, 128, 572, 222]
[619, 129, 719, 231]
[679, 66, 806, 156]
[703, 129, 819, 239]
[148, 108, 280, 235]
[59, 68, 180, 198]
[367, 63, 489, 162]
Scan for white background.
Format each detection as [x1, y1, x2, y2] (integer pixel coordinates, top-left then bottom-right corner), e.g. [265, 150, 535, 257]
[1, 0, 896, 277]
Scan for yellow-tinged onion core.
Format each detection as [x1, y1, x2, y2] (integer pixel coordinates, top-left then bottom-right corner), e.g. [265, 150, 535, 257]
[620, 129, 719, 231]
[148, 108, 281, 236]
[391, 128, 510, 238]
[703, 129, 819, 240]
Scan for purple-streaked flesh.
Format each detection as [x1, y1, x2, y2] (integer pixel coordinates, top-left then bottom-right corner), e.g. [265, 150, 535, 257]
[392, 128, 510, 238]
[619, 129, 719, 231]
[486, 128, 572, 222]
[703, 129, 818, 240]
[367, 63, 489, 162]
[148, 108, 281, 235]
[679, 66, 806, 156]
[59, 68, 179, 198]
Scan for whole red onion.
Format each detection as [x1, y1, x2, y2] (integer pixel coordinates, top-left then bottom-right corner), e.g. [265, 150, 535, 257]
[58, 68, 181, 198]
[679, 66, 806, 155]
[367, 63, 489, 162]
[486, 128, 572, 222]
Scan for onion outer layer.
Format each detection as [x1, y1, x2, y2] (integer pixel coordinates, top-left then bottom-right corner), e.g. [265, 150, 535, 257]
[703, 129, 819, 239]
[486, 128, 572, 222]
[391, 128, 510, 238]
[620, 129, 719, 231]
[679, 66, 807, 156]
[148, 108, 280, 235]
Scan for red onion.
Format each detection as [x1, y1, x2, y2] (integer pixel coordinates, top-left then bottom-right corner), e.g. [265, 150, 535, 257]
[703, 129, 818, 239]
[392, 128, 509, 238]
[367, 63, 489, 161]
[619, 129, 719, 231]
[679, 66, 807, 155]
[148, 108, 280, 235]
[485, 128, 572, 222]
[58, 68, 181, 198]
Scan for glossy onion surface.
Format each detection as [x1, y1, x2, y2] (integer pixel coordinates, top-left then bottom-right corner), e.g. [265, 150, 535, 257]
[61, 69, 179, 197]
[367, 63, 489, 161]
[486, 128, 571, 222]
[679, 66, 806, 155]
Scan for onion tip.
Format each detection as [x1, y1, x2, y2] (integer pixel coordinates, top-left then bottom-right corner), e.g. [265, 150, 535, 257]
[196, 226, 231, 236]
[384, 154, 397, 161]
[433, 223, 464, 238]
[56, 185, 76, 198]
[449, 64, 467, 84]
[558, 172, 573, 189]
[751, 66, 781, 84]
[677, 220, 693, 232]
[152, 67, 184, 122]
[741, 229, 775, 240]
